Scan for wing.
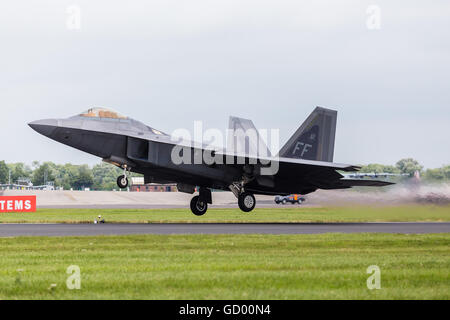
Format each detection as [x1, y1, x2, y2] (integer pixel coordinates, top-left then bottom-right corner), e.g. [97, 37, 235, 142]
[343, 173, 408, 178]
[215, 151, 392, 194]
[335, 179, 394, 187]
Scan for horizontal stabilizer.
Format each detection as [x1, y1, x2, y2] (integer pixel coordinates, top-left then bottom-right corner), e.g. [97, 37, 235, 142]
[339, 179, 395, 187]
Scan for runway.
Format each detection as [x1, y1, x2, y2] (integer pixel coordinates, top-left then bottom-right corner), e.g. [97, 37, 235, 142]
[0, 222, 449, 237]
[38, 201, 291, 209]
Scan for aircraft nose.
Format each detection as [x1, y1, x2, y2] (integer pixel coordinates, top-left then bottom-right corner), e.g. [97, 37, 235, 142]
[28, 119, 58, 137]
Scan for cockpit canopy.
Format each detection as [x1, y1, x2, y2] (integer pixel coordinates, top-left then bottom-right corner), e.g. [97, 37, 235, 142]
[79, 107, 128, 120]
[74, 107, 168, 136]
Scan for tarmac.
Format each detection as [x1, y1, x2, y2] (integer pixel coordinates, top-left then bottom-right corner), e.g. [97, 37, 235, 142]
[0, 222, 449, 237]
[1, 189, 273, 207]
[1, 189, 449, 237]
[3, 185, 449, 208]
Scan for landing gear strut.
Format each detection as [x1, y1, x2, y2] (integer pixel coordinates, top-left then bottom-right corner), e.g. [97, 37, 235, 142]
[190, 187, 212, 216]
[117, 166, 130, 189]
[229, 182, 256, 213]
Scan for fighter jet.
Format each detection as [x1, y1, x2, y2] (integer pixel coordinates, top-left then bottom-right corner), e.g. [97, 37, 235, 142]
[29, 106, 392, 215]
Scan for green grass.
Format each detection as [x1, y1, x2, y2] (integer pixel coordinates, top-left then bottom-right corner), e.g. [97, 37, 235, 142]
[0, 206, 449, 223]
[0, 233, 448, 299]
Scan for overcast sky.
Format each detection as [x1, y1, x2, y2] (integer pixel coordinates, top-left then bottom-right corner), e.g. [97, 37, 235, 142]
[1, 1, 449, 168]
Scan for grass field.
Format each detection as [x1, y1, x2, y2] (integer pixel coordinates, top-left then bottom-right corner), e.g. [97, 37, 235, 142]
[1, 205, 450, 223]
[0, 233, 448, 299]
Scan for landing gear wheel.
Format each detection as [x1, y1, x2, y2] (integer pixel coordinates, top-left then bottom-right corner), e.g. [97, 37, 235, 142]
[190, 195, 208, 216]
[117, 175, 128, 189]
[238, 192, 256, 212]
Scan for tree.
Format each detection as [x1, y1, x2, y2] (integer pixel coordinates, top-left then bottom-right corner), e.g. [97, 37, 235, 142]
[0, 161, 9, 184]
[395, 158, 423, 176]
[73, 165, 94, 190]
[53, 163, 78, 190]
[8, 162, 32, 183]
[359, 163, 400, 174]
[424, 164, 450, 182]
[31, 161, 40, 169]
[380, 165, 400, 174]
[32, 162, 56, 186]
[359, 163, 384, 173]
[444, 165, 450, 180]
[92, 163, 123, 190]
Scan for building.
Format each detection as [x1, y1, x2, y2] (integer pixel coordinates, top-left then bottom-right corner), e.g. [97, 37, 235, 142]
[130, 177, 177, 192]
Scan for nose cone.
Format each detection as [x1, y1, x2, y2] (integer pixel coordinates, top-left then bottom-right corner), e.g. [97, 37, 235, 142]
[28, 119, 58, 137]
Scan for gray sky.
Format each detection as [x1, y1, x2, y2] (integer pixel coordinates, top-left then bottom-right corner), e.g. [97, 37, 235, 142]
[1, 0, 449, 168]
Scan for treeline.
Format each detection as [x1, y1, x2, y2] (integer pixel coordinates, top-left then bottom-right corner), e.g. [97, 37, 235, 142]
[359, 158, 449, 182]
[0, 161, 127, 190]
[0, 158, 449, 190]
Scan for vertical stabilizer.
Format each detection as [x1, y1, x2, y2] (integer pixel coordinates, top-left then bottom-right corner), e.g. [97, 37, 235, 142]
[278, 107, 337, 162]
[227, 116, 271, 157]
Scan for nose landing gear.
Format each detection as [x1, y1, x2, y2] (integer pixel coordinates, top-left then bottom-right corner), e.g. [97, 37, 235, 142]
[117, 175, 128, 189]
[117, 166, 130, 189]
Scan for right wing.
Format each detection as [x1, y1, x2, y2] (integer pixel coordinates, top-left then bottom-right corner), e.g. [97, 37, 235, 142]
[216, 150, 392, 193]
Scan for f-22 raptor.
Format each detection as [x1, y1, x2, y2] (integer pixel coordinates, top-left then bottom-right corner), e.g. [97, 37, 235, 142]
[29, 107, 392, 215]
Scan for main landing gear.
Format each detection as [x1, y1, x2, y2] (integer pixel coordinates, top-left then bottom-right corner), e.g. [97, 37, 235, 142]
[190, 195, 208, 216]
[229, 182, 256, 213]
[189, 184, 256, 216]
[238, 192, 256, 212]
[190, 187, 212, 216]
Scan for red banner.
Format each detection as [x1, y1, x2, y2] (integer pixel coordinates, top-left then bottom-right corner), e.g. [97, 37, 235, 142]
[0, 196, 36, 213]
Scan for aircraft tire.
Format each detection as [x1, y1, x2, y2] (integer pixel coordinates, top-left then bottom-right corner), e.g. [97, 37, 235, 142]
[190, 195, 208, 216]
[238, 192, 256, 212]
[117, 175, 128, 189]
